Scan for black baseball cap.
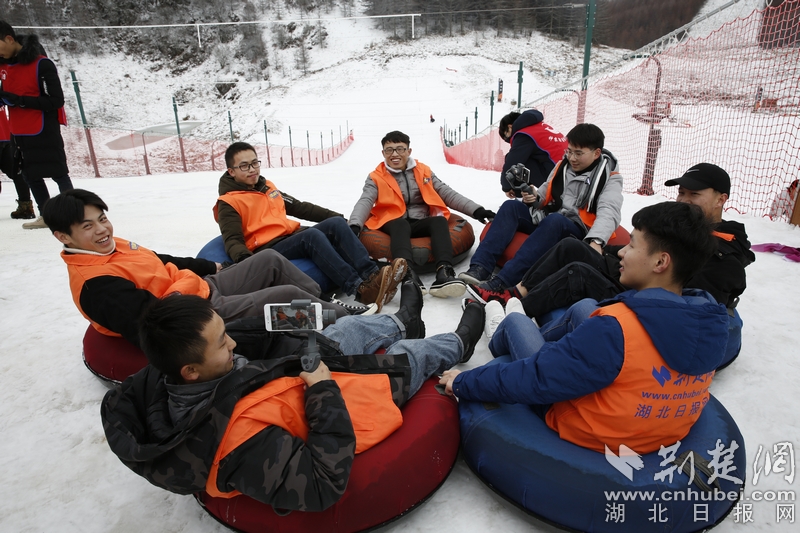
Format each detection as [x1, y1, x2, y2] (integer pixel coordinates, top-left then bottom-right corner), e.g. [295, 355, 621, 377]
[664, 163, 730, 195]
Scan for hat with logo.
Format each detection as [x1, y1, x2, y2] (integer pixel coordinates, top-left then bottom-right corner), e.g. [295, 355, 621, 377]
[664, 163, 730, 195]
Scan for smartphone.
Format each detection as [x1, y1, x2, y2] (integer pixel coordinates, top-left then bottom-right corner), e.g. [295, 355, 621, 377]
[264, 302, 323, 332]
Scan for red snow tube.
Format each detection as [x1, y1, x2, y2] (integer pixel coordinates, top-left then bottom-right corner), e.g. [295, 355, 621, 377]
[479, 223, 630, 267]
[82, 326, 148, 383]
[359, 216, 475, 274]
[197, 377, 460, 532]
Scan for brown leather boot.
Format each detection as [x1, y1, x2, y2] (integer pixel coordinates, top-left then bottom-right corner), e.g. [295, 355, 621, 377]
[356, 267, 391, 311]
[10, 200, 35, 220]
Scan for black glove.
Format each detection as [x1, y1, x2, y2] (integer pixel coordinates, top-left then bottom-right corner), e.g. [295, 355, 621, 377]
[0, 91, 20, 106]
[349, 224, 361, 237]
[473, 207, 496, 224]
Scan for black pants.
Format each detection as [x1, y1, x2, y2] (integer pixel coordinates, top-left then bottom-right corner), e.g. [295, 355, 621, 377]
[519, 237, 626, 321]
[0, 142, 30, 202]
[380, 217, 453, 268]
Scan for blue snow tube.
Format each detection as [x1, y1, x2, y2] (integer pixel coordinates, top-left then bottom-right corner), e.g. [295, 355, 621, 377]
[197, 236, 335, 294]
[459, 356, 745, 533]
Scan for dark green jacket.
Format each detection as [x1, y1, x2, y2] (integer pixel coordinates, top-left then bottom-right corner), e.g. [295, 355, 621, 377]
[217, 173, 342, 262]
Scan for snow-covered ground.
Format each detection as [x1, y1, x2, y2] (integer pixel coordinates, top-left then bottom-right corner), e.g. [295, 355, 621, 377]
[2, 0, 798, 531]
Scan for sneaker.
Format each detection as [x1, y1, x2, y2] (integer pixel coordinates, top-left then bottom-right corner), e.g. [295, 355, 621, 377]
[405, 268, 427, 296]
[11, 200, 36, 220]
[484, 300, 505, 339]
[394, 280, 426, 339]
[505, 297, 525, 317]
[22, 216, 48, 230]
[380, 258, 409, 307]
[457, 264, 492, 285]
[330, 298, 378, 316]
[455, 301, 486, 363]
[429, 264, 466, 298]
[478, 276, 507, 292]
[466, 283, 516, 306]
[356, 267, 391, 311]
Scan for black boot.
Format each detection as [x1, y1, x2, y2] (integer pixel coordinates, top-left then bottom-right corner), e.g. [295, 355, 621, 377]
[394, 280, 426, 339]
[455, 301, 485, 363]
[429, 263, 466, 299]
[404, 267, 427, 295]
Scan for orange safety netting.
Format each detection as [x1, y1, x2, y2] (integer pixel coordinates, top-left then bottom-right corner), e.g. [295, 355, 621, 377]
[443, 0, 800, 221]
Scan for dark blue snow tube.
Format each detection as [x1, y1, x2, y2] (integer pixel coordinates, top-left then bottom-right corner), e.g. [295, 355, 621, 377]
[197, 235, 335, 294]
[459, 356, 745, 533]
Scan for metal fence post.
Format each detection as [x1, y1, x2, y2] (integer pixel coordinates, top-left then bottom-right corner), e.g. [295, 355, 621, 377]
[289, 126, 295, 166]
[263, 120, 272, 168]
[70, 70, 100, 177]
[173, 96, 187, 172]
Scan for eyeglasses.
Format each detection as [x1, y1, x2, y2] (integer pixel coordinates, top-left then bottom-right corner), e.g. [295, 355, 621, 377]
[382, 147, 408, 156]
[565, 149, 589, 159]
[235, 160, 261, 171]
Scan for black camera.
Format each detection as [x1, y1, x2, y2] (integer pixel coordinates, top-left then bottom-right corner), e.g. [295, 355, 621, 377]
[504, 163, 534, 195]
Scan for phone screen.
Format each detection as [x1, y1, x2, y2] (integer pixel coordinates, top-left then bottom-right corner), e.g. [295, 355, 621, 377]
[264, 303, 323, 331]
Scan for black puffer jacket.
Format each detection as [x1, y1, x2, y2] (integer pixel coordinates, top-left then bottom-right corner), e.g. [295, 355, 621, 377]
[217, 173, 343, 262]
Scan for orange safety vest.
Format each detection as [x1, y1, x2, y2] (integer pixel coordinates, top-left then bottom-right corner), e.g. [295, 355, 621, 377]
[1, 57, 67, 136]
[546, 302, 714, 454]
[62, 238, 210, 336]
[218, 182, 301, 251]
[365, 161, 450, 230]
[540, 160, 619, 232]
[206, 372, 403, 498]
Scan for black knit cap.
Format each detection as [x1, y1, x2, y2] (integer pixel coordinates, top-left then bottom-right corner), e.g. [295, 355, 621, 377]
[665, 163, 730, 195]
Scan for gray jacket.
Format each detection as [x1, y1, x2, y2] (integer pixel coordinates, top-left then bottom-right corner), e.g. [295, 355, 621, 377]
[348, 158, 481, 229]
[532, 150, 624, 245]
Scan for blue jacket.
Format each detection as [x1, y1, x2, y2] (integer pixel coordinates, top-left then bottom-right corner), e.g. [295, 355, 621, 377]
[452, 288, 729, 405]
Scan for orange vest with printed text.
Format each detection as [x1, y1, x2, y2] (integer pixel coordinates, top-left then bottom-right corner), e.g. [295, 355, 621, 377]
[62, 238, 210, 337]
[546, 302, 714, 454]
[365, 162, 450, 230]
[2, 57, 67, 136]
[205, 372, 403, 498]
[218, 182, 301, 251]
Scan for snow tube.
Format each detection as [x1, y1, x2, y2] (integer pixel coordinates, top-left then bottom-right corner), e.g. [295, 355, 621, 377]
[460, 356, 745, 533]
[359, 216, 475, 274]
[478, 223, 631, 268]
[82, 326, 148, 384]
[197, 377, 460, 532]
[197, 235, 335, 294]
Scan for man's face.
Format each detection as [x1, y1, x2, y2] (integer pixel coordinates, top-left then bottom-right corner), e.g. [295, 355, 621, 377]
[228, 149, 261, 188]
[189, 312, 237, 383]
[503, 124, 513, 141]
[0, 35, 18, 60]
[618, 229, 660, 290]
[565, 144, 601, 173]
[55, 204, 115, 254]
[675, 186, 726, 221]
[382, 142, 411, 171]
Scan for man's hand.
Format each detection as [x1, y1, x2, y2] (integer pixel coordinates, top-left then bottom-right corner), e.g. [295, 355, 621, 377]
[505, 189, 517, 199]
[300, 360, 332, 387]
[439, 369, 462, 396]
[521, 190, 538, 205]
[0, 91, 20, 106]
[472, 207, 496, 224]
[349, 224, 361, 237]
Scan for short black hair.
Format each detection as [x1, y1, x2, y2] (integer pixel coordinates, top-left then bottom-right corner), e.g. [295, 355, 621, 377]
[381, 131, 410, 146]
[498, 112, 521, 141]
[42, 189, 109, 235]
[631, 201, 715, 287]
[225, 142, 257, 169]
[566, 123, 605, 150]
[139, 295, 216, 381]
[0, 21, 16, 41]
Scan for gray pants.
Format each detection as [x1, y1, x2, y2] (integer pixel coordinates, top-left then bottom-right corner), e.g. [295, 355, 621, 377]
[206, 249, 347, 321]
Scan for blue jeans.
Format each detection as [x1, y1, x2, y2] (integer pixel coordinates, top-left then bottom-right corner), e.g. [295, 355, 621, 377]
[272, 217, 378, 295]
[488, 313, 546, 362]
[323, 314, 462, 397]
[469, 199, 585, 287]
[539, 298, 599, 342]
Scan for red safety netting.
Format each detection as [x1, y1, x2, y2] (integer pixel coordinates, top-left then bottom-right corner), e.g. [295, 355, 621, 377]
[59, 128, 355, 179]
[443, 0, 800, 220]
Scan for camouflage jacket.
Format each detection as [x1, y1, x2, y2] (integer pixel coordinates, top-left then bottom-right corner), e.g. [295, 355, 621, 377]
[101, 351, 412, 512]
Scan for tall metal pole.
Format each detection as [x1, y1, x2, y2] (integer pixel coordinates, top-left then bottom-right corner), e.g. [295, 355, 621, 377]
[288, 126, 295, 166]
[306, 130, 310, 166]
[474, 107, 478, 136]
[490, 91, 494, 126]
[517, 62, 523, 111]
[227, 111, 234, 142]
[173, 96, 187, 172]
[69, 70, 100, 177]
[577, 0, 597, 124]
[465, 116, 469, 139]
[263, 120, 272, 168]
